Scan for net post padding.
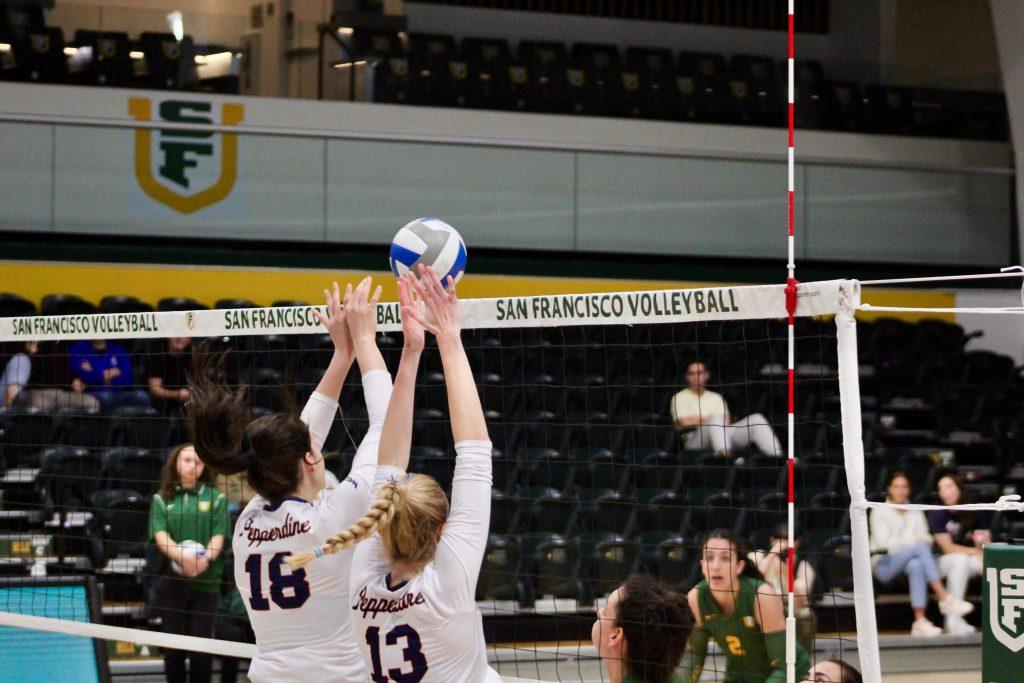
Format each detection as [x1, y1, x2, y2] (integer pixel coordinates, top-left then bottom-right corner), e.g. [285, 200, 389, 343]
[835, 280, 882, 683]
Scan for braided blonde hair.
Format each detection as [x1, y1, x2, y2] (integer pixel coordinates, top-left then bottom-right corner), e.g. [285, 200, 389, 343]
[287, 475, 449, 571]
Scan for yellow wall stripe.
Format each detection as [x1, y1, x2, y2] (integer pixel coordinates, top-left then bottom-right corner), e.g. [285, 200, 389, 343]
[0, 260, 955, 322]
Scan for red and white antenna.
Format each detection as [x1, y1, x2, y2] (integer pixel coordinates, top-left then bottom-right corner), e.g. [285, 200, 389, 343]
[785, 1, 799, 682]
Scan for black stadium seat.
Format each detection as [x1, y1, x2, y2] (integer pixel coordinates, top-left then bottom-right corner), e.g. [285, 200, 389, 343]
[41, 293, 95, 316]
[100, 447, 164, 496]
[138, 32, 197, 90]
[11, 26, 67, 83]
[1, 406, 54, 464]
[38, 445, 103, 514]
[0, 293, 36, 317]
[72, 30, 134, 87]
[99, 295, 153, 314]
[157, 296, 207, 312]
[88, 488, 150, 565]
[476, 534, 522, 602]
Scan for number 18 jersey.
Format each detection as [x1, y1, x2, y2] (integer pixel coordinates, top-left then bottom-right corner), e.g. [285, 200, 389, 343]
[233, 369, 391, 683]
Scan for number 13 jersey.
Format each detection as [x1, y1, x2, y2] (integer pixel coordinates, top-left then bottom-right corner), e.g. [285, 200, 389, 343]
[350, 440, 501, 683]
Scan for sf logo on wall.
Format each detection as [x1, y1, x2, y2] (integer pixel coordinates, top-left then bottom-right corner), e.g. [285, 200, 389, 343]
[988, 567, 1024, 653]
[128, 97, 244, 214]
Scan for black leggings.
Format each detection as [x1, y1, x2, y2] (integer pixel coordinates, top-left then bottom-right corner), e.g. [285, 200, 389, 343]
[154, 576, 218, 683]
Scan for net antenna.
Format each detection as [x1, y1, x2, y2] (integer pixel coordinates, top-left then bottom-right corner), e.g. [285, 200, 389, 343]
[785, 2, 798, 681]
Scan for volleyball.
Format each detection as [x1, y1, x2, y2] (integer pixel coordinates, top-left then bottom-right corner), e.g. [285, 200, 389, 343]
[389, 218, 468, 284]
[170, 540, 206, 575]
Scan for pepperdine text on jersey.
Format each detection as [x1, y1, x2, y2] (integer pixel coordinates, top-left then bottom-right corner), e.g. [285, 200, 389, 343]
[243, 513, 311, 547]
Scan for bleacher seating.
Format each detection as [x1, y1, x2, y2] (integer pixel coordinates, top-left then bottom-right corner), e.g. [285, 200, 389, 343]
[0, 15, 1008, 140]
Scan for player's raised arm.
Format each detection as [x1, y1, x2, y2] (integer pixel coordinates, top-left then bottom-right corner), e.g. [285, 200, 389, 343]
[342, 277, 392, 485]
[404, 265, 487, 442]
[377, 275, 425, 471]
[407, 265, 491, 597]
[300, 281, 355, 453]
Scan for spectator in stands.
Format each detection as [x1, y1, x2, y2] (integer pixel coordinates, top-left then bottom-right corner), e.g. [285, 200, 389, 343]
[670, 360, 782, 457]
[802, 659, 862, 683]
[1, 341, 100, 411]
[870, 471, 973, 637]
[591, 573, 691, 683]
[749, 522, 817, 651]
[929, 473, 989, 635]
[149, 443, 230, 683]
[68, 338, 150, 412]
[147, 337, 192, 415]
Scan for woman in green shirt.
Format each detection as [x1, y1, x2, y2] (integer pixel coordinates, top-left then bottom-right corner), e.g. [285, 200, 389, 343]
[149, 442, 230, 683]
[682, 529, 811, 683]
[592, 573, 692, 683]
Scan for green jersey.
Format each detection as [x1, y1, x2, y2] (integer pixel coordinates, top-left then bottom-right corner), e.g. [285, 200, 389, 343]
[149, 483, 230, 593]
[682, 576, 810, 683]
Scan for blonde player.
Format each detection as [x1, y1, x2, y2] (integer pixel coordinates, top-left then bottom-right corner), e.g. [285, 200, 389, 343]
[290, 265, 497, 682]
[189, 277, 388, 682]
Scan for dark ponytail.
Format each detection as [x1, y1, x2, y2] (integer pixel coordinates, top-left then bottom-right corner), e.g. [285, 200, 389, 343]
[703, 528, 763, 581]
[188, 346, 313, 502]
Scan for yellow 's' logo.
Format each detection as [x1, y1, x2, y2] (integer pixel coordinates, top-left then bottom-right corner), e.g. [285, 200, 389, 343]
[128, 97, 244, 214]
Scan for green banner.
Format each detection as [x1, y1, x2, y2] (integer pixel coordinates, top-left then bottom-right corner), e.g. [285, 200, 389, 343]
[983, 543, 1024, 682]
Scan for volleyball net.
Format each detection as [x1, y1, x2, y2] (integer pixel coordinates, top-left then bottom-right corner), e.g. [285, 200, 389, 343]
[0, 278, 876, 680]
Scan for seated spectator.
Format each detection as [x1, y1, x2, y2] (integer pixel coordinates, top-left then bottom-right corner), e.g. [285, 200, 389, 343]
[870, 471, 972, 637]
[670, 360, 782, 457]
[749, 522, 817, 651]
[1, 341, 100, 411]
[929, 473, 989, 635]
[149, 443, 230, 683]
[591, 573, 691, 683]
[68, 338, 150, 412]
[803, 659, 862, 683]
[147, 337, 192, 415]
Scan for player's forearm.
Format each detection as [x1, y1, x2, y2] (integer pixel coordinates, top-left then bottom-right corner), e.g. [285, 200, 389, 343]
[315, 348, 355, 403]
[437, 334, 488, 443]
[353, 335, 387, 376]
[679, 630, 709, 683]
[154, 531, 183, 563]
[205, 535, 225, 562]
[377, 346, 420, 470]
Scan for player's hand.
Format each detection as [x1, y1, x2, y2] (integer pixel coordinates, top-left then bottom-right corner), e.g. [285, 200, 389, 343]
[397, 274, 425, 352]
[178, 387, 190, 402]
[195, 555, 210, 576]
[179, 552, 202, 577]
[71, 378, 85, 393]
[345, 276, 382, 343]
[312, 281, 354, 360]
[406, 265, 461, 342]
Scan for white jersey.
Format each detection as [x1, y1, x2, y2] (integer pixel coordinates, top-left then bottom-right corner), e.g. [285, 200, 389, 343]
[233, 369, 392, 683]
[350, 440, 499, 683]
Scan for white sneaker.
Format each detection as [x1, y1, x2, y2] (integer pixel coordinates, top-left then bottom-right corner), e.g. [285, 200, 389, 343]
[945, 616, 977, 636]
[939, 596, 975, 617]
[911, 618, 942, 638]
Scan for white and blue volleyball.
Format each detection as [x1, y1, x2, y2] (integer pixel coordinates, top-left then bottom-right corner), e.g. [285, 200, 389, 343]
[389, 218, 468, 284]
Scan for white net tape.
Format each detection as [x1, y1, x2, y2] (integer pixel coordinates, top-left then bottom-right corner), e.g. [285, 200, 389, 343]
[0, 281, 847, 342]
